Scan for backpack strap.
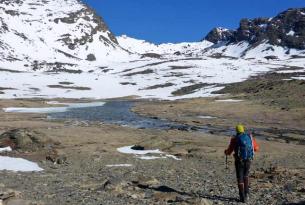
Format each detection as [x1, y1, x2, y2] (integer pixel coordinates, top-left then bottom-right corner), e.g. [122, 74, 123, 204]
[248, 133, 255, 159]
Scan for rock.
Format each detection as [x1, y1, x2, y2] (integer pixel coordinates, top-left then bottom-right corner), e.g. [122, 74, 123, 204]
[45, 149, 59, 163]
[204, 27, 234, 43]
[298, 187, 305, 193]
[86, 54, 96, 61]
[6, 199, 34, 205]
[153, 192, 179, 203]
[100, 179, 111, 190]
[198, 198, 213, 205]
[56, 155, 67, 164]
[141, 53, 162, 59]
[0, 129, 53, 152]
[131, 145, 145, 151]
[0, 192, 15, 200]
[260, 182, 273, 189]
[132, 176, 160, 187]
[46, 152, 67, 165]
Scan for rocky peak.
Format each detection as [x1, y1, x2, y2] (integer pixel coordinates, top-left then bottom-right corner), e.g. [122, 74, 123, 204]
[204, 8, 305, 49]
[204, 27, 234, 43]
[0, 0, 127, 70]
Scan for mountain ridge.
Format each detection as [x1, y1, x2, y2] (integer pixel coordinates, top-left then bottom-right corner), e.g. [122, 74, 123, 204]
[204, 8, 305, 50]
[0, 0, 132, 71]
[0, 1, 304, 99]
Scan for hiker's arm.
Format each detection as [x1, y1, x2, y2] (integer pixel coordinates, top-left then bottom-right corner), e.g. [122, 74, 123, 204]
[224, 137, 236, 155]
[253, 137, 259, 152]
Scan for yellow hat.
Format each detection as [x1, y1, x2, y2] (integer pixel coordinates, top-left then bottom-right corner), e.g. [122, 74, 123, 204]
[236, 124, 245, 134]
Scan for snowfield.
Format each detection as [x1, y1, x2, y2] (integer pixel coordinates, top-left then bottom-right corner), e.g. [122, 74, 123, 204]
[0, 0, 305, 100]
[117, 35, 213, 55]
[1, 53, 304, 100]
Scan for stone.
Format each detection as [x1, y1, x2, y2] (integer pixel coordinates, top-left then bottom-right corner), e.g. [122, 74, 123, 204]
[86, 54, 96, 61]
[6, 199, 33, 205]
[153, 192, 179, 203]
[0, 192, 15, 200]
[0, 129, 52, 152]
[130, 145, 145, 151]
[198, 198, 213, 205]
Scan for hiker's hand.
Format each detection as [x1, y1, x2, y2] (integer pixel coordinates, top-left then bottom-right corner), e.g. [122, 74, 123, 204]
[224, 150, 229, 155]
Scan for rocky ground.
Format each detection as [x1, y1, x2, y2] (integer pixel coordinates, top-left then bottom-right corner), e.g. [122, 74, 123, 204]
[0, 74, 305, 205]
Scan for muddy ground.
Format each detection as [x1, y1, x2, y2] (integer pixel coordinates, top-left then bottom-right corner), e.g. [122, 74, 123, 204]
[0, 71, 304, 205]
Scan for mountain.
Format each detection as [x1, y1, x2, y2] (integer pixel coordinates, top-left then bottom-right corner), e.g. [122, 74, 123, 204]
[203, 8, 305, 58]
[117, 35, 213, 57]
[0, 0, 131, 71]
[0, 2, 304, 100]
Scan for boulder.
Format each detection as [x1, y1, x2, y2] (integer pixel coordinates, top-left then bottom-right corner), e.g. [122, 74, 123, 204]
[86, 54, 96, 61]
[0, 129, 53, 152]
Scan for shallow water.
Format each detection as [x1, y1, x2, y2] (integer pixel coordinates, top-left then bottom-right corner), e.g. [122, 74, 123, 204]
[47, 101, 305, 144]
[48, 101, 194, 131]
[7, 100, 303, 143]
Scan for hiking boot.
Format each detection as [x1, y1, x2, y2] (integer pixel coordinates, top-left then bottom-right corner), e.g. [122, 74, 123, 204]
[244, 194, 248, 203]
[239, 193, 245, 203]
[244, 177, 250, 202]
[238, 183, 245, 203]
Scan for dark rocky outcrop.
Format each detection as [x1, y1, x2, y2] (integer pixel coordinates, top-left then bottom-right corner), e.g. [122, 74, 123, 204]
[55, 5, 118, 50]
[86, 54, 96, 61]
[204, 27, 234, 43]
[204, 8, 305, 49]
[0, 128, 53, 152]
[141, 53, 162, 59]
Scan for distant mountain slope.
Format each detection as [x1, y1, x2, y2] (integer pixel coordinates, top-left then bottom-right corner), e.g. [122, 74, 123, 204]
[0, 2, 304, 100]
[117, 35, 213, 57]
[0, 0, 130, 71]
[203, 8, 305, 59]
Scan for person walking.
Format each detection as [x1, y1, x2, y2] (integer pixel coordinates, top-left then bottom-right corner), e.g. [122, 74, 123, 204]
[224, 124, 259, 203]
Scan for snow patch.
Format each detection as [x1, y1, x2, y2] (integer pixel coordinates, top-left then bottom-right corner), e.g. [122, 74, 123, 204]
[0, 147, 12, 153]
[106, 164, 133, 167]
[117, 145, 181, 161]
[277, 69, 305, 74]
[287, 30, 295, 36]
[0, 156, 43, 172]
[215, 99, 244, 102]
[117, 146, 162, 155]
[3, 102, 105, 113]
[137, 156, 166, 160]
[291, 76, 305, 80]
[198, 116, 217, 119]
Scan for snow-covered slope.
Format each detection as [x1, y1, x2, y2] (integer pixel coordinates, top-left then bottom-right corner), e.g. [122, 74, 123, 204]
[117, 35, 213, 56]
[0, 0, 132, 71]
[205, 41, 305, 59]
[0, 2, 304, 100]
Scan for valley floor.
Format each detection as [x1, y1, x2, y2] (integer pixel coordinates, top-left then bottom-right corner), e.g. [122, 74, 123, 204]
[0, 91, 304, 205]
[0, 71, 304, 205]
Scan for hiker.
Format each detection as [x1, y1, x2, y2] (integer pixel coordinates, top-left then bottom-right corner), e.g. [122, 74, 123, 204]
[224, 124, 259, 203]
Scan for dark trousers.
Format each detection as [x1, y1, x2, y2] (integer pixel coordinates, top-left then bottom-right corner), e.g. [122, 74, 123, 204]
[235, 159, 251, 183]
[235, 159, 251, 199]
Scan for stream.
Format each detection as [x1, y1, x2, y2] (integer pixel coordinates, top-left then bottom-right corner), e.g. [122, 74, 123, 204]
[4, 100, 305, 144]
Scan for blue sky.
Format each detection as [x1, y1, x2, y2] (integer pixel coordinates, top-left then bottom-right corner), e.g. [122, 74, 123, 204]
[83, 0, 305, 44]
